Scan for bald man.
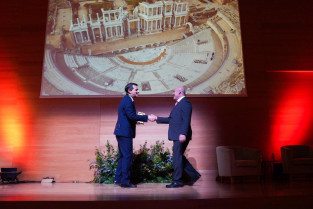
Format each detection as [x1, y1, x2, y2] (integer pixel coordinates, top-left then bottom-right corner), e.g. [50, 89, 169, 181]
[155, 87, 201, 188]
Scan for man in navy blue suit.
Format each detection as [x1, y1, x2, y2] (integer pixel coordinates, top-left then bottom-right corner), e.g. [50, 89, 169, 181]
[154, 86, 201, 188]
[114, 83, 154, 188]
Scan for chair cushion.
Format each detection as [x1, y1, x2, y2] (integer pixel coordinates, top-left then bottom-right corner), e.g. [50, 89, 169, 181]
[292, 158, 313, 165]
[291, 146, 311, 158]
[234, 148, 260, 160]
[235, 160, 258, 167]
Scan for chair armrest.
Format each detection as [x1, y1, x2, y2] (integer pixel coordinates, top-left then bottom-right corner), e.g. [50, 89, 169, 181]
[216, 146, 236, 176]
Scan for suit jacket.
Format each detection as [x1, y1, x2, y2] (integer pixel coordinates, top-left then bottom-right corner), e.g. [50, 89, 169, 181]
[157, 97, 192, 141]
[114, 95, 148, 138]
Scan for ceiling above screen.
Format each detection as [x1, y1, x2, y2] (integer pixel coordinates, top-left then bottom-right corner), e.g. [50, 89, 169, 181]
[41, 0, 246, 97]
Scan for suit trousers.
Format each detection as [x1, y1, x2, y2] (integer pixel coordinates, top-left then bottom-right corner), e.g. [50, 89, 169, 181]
[114, 136, 133, 185]
[172, 140, 200, 184]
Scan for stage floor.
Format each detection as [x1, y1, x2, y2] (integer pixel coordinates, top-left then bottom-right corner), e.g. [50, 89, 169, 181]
[1, 179, 313, 201]
[1, 172, 313, 209]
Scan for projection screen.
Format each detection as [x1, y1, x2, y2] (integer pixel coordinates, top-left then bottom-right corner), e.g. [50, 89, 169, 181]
[41, 0, 246, 97]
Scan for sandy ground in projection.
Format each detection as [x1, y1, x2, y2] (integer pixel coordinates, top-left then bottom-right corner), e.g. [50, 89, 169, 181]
[42, 0, 245, 97]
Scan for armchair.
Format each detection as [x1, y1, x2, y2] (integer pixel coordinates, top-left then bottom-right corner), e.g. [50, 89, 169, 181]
[216, 146, 262, 183]
[281, 145, 313, 179]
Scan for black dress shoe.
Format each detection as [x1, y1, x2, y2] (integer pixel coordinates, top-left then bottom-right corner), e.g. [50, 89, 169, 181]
[113, 181, 120, 185]
[165, 182, 184, 188]
[189, 174, 201, 186]
[120, 183, 137, 188]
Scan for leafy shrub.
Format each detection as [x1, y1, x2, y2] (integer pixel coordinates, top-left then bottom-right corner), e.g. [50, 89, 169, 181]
[89, 140, 118, 184]
[90, 140, 173, 184]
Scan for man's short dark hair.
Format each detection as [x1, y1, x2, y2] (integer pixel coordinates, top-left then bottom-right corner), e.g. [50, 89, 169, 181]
[125, 83, 138, 94]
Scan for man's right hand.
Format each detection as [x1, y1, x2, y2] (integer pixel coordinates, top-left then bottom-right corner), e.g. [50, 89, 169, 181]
[148, 114, 157, 122]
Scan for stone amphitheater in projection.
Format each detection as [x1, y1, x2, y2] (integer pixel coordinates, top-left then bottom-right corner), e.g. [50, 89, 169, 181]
[42, 0, 245, 96]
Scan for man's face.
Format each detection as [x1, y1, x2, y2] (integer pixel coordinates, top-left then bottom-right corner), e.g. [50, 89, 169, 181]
[173, 87, 181, 100]
[128, 85, 139, 97]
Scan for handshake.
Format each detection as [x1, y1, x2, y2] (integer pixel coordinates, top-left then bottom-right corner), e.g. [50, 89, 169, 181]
[138, 112, 157, 124]
[148, 114, 157, 122]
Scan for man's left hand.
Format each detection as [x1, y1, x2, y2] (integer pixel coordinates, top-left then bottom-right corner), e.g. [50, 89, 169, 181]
[179, 134, 186, 143]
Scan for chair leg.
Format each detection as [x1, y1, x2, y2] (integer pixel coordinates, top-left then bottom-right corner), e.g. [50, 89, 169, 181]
[231, 176, 235, 184]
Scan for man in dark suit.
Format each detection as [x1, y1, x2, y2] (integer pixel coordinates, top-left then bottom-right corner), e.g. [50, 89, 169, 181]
[114, 83, 153, 188]
[154, 86, 201, 188]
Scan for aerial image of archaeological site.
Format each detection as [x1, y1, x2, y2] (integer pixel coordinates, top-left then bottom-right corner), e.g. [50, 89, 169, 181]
[41, 0, 246, 97]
